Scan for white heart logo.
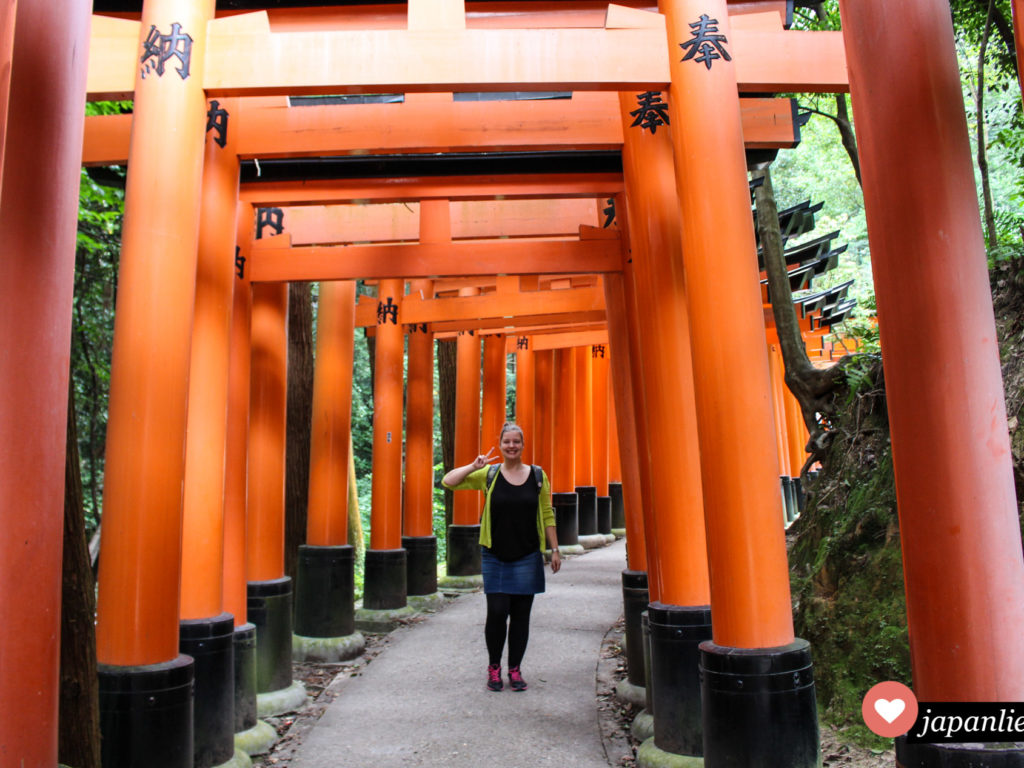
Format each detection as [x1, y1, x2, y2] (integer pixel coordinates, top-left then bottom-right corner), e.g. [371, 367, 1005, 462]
[874, 698, 905, 724]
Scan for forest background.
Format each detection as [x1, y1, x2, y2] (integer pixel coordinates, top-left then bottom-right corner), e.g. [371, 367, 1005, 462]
[66, 0, 1024, 749]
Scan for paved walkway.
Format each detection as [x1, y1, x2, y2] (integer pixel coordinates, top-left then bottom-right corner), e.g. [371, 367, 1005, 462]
[290, 539, 629, 768]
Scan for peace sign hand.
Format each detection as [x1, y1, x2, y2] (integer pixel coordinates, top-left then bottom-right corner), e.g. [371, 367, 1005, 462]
[471, 447, 498, 470]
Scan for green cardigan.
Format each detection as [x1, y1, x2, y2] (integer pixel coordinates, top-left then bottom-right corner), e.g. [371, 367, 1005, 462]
[443, 465, 556, 551]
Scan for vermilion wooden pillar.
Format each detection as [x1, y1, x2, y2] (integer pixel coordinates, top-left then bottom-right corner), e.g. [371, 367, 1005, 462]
[404, 277, 439, 598]
[306, 281, 356, 549]
[366, 279, 408, 609]
[0, 0, 17, 200]
[767, 343, 795, 523]
[0, 2, 89, 764]
[247, 281, 300, 703]
[294, 279, 364, 661]
[841, 0, 1024, 727]
[573, 346, 594, 486]
[619, 88, 712, 759]
[481, 333, 507, 448]
[604, 265, 654, 702]
[551, 347, 580, 550]
[448, 292, 483, 577]
[224, 206, 261, 740]
[405, 200, 444, 594]
[591, 343, 611, 536]
[94, 0, 215, 763]
[533, 349, 555, 480]
[659, 0, 816, 762]
[179, 97, 240, 768]
[515, 342, 536, 465]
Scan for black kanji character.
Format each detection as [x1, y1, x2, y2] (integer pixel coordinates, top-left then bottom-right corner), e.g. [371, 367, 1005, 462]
[603, 198, 616, 229]
[256, 208, 284, 240]
[234, 246, 246, 279]
[679, 14, 732, 70]
[206, 100, 229, 148]
[409, 322, 428, 334]
[630, 91, 670, 134]
[140, 22, 193, 80]
[592, 344, 606, 359]
[377, 297, 398, 325]
[516, 337, 529, 350]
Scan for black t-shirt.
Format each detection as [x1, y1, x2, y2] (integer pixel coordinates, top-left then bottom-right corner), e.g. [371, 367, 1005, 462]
[488, 470, 540, 562]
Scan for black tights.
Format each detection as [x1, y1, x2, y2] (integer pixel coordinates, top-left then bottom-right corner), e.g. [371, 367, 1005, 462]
[485, 593, 535, 669]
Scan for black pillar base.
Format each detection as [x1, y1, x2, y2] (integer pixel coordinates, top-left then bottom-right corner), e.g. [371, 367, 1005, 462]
[576, 485, 598, 535]
[648, 602, 713, 757]
[621, 570, 649, 688]
[794, 476, 805, 513]
[98, 655, 194, 768]
[701, 638, 819, 768]
[363, 548, 407, 610]
[294, 544, 355, 637]
[446, 524, 481, 576]
[403, 535, 438, 596]
[233, 623, 258, 734]
[247, 577, 294, 693]
[553, 492, 579, 546]
[179, 613, 235, 768]
[897, 739, 1024, 767]
[609, 481, 626, 530]
[642, 611, 654, 714]
[780, 476, 794, 524]
[597, 496, 612, 535]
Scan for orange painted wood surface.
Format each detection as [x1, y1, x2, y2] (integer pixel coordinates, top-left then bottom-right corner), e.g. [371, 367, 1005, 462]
[307, 280, 356, 546]
[95, 0, 216, 666]
[0, 1, 90, 761]
[180, 99, 240, 620]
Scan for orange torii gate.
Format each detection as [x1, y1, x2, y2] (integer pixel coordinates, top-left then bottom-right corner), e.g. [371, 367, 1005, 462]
[3, 1, 1020, 768]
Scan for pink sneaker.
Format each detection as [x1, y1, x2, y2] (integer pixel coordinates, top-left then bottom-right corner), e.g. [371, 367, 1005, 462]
[508, 666, 527, 691]
[487, 664, 503, 692]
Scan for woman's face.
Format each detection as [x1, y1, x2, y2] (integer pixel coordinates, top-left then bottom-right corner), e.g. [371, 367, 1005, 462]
[499, 430, 524, 461]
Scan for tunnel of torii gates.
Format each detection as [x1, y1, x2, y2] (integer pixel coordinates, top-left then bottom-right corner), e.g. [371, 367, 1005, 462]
[2, 0, 1024, 766]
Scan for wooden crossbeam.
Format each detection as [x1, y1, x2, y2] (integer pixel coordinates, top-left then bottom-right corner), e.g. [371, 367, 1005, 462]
[248, 235, 622, 281]
[238, 173, 625, 206]
[86, 12, 847, 99]
[81, 94, 801, 165]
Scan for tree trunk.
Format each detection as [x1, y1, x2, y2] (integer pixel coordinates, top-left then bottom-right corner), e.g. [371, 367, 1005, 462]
[285, 282, 314, 583]
[59, 383, 101, 768]
[833, 94, 862, 187]
[973, 0, 1018, 79]
[347, 434, 365, 560]
[977, 0, 998, 248]
[436, 338, 456, 529]
[753, 167, 849, 470]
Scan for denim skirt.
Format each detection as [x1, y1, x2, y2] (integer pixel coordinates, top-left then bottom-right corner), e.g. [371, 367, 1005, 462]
[481, 548, 545, 595]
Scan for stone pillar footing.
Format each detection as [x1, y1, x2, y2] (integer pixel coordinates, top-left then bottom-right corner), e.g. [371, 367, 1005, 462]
[98, 654, 195, 768]
[247, 577, 293, 694]
[354, 603, 418, 633]
[403, 535, 438, 596]
[256, 680, 307, 718]
[649, 603, 712, 758]
[637, 737, 705, 768]
[294, 545, 355, 638]
[446, 524, 481, 577]
[180, 613, 236, 768]
[234, 719, 276, 757]
[632, 710, 655, 744]
[292, 631, 365, 662]
[700, 638, 819, 768]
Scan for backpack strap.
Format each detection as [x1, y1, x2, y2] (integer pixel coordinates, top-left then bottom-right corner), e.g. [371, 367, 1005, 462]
[532, 465, 542, 489]
[486, 463, 500, 490]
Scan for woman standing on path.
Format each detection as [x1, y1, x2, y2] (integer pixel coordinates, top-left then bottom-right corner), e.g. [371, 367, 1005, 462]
[442, 422, 560, 692]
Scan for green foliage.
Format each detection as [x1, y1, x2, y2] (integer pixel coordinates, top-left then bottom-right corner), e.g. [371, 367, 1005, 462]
[72, 165, 124, 533]
[790, 359, 909, 749]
